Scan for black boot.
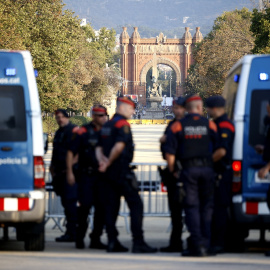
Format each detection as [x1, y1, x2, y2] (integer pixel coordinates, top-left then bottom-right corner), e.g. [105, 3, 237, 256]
[89, 239, 107, 250]
[160, 244, 182, 252]
[107, 239, 129, 252]
[132, 241, 157, 254]
[75, 239, 85, 249]
[55, 234, 75, 242]
[181, 246, 208, 257]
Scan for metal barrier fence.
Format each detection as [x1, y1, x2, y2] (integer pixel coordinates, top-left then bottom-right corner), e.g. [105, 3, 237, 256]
[44, 161, 170, 233]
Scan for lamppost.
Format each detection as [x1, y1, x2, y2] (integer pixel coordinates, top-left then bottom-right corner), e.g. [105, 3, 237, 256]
[163, 95, 167, 119]
[169, 75, 172, 97]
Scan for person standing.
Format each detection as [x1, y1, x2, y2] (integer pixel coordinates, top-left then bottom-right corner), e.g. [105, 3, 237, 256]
[159, 96, 186, 252]
[96, 96, 157, 253]
[66, 105, 108, 249]
[205, 96, 235, 254]
[164, 95, 218, 257]
[50, 109, 77, 242]
[257, 102, 270, 257]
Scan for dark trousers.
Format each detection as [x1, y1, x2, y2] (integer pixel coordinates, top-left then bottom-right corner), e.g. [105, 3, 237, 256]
[103, 173, 144, 244]
[54, 173, 77, 238]
[211, 169, 233, 247]
[76, 173, 106, 242]
[181, 166, 215, 250]
[166, 180, 183, 247]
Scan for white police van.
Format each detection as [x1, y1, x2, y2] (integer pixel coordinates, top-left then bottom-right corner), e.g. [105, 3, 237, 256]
[223, 54, 270, 247]
[0, 51, 45, 251]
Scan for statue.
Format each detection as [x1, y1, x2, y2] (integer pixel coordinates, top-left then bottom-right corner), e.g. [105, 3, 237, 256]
[147, 76, 161, 98]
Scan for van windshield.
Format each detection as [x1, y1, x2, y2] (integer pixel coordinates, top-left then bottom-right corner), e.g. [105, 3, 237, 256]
[0, 85, 27, 141]
[249, 90, 270, 146]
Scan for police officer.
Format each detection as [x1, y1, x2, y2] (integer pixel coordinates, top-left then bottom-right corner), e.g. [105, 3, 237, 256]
[205, 96, 235, 254]
[159, 96, 185, 252]
[50, 109, 77, 242]
[96, 96, 157, 253]
[66, 105, 108, 249]
[164, 95, 218, 257]
[257, 102, 270, 257]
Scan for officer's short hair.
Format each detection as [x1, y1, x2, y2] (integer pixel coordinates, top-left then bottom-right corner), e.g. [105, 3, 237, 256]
[205, 95, 226, 108]
[55, 109, 69, 118]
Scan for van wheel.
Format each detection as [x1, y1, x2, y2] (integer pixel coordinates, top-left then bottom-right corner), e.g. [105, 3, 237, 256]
[24, 222, 45, 251]
[25, 231, 45, 251]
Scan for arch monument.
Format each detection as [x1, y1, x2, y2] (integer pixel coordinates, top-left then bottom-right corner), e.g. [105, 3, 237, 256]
[120, 26, 203, 105]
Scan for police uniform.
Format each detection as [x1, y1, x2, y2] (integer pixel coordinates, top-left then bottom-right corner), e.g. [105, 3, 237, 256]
[99, 97, 157, 253]
[51, 120, 77, 242]
[69, 121, 106, 249]
[262, 115, 270, 257]
[205, 96, 235, 252]
[159, 97, 185, 252]
[164, 95, 218, 256]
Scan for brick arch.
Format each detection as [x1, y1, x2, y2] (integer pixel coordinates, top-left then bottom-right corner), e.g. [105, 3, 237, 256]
[140, 57, 181, 84]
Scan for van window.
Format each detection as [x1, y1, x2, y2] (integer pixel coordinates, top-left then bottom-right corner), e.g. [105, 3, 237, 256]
[0, 85, 27, 141]
[249, 90, 270, 146]
[223, 65, 242, 120]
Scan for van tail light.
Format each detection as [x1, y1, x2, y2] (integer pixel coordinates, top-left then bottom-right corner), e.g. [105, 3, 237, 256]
[232, 160, 242, 193]
[34, 156, 45, 189]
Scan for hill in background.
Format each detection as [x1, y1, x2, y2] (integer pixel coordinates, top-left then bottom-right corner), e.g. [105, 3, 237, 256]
[63, 0, 254, 37]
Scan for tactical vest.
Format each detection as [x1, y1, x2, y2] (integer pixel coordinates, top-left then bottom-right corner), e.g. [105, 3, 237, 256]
[78, 123, 99, 169]
[101, 114, 134, 167]
[52, 122, 76, 171]
[179, 115, 211, 161]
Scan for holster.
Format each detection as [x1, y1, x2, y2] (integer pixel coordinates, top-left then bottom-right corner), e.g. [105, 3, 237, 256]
[123, 166, 138, 190]
[175, 182, 186, 204]
[52, 172, 65, 196]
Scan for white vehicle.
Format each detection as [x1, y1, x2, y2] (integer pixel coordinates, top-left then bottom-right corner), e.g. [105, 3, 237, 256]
[223, 54, 270, 247]
[0, 50, 45, 251]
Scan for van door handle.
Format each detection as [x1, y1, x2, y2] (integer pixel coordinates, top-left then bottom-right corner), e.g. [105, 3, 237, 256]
[1, 147, 12, 151]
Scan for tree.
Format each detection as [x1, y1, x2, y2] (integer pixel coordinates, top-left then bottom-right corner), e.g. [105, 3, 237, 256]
[0, 0, 119, 113]
[250, 4, 270, 54]
[185, 8, 254, 99]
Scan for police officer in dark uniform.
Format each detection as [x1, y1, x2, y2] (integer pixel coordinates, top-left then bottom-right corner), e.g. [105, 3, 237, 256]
[164, 95, 218, 257]
[205, 96, 235, 254]
[159, 96, 185, 252]
[96, 96, 157, 253]
[257, 102, 270, 257]
[50, 109, 77, 242]
[66, 105, 108, 249]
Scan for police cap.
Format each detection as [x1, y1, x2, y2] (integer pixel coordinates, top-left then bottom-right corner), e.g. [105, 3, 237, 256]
[205, 95, 226, 108]
[117, 96, 135, 108]
[92, 105, 107, 115]
[173, 96, 185, 106]
[55, 109, 69, 118]
[184, 94, 202, 106]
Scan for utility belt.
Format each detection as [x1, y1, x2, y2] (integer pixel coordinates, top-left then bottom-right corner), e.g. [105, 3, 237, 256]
[182, 157, 212, 168]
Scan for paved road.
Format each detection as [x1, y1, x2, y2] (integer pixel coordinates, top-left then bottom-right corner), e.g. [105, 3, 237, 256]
[1, 124, 270, 269]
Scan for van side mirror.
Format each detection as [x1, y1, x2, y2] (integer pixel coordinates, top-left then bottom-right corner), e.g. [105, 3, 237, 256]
[43, 133, 48, 154]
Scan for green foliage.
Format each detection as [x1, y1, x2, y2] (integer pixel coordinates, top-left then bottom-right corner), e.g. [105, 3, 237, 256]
[70, 116, 91, 126]
[184, 8, 254, 99]
[250, 7, 270, 54]
[0, 0, 119, 113]
[42, 116, 92, 138]
[42, 116, 58, 137]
